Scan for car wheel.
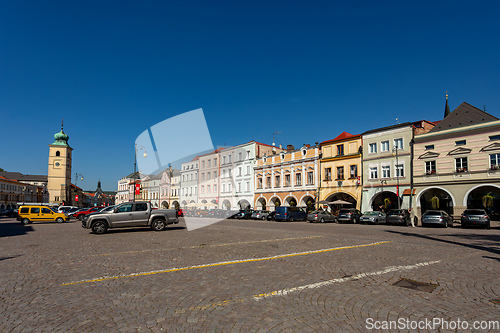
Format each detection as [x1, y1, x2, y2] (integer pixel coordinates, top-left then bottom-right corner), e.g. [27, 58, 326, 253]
[21, 218, 30, 225]
[151, 219, 166, 231]
[320, 218, 325, 223]
[92, 221, 108, 234]
[56, 217, 64, 223]
[261, 216, 266, 220]
[288, 216, 294, 222]
[78, 215, 84, 221]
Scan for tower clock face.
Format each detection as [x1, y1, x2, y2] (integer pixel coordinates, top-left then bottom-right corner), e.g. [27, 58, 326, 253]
[55, 162, 60, 167]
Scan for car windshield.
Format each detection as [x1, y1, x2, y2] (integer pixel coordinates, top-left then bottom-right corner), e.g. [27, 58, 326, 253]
[50, 207, 58, 212]
[463, 210, 486, 215]
[310, 210, 326, 214]
[363, 212, 378, 216]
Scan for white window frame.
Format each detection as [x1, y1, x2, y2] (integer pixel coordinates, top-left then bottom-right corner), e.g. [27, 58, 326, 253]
[381, 141, 389, 152]
[369, 143, 377, 154]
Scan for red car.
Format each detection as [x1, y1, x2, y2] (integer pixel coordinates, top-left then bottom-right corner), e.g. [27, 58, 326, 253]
[73, 207, 104, 220]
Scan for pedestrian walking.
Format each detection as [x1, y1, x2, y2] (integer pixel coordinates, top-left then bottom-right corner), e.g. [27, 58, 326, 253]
[409, 207, 415, 227]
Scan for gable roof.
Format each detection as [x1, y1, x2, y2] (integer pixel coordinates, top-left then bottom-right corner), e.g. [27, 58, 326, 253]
[321, 132, 359, 145]
[427, 102, 498, 134]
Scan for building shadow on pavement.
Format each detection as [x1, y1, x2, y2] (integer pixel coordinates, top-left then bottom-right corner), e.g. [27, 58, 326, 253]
[0, 222, 34, 238]
[386, 230, 500, 257]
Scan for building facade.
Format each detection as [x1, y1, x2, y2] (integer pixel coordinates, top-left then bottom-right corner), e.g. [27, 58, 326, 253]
[319, 132, 362, 211]
[180, 157, 199, 208]
[361, 121, 435, 212]
[254, 144, 320, 211]
[413, 102, 500, 219]
[47, 124, 73, 205]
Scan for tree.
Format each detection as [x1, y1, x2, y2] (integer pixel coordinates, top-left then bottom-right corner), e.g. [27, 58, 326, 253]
[0, 168, 4, 172]
[431, 196, 440, 210]
[482, 192, 494, 209]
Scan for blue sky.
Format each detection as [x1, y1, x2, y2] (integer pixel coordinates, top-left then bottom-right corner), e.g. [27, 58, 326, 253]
[1, 1, 499, 191]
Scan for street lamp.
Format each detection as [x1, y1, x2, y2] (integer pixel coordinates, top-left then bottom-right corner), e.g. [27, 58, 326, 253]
[133, 144, 147, 202]
[393, 145, 401, 210]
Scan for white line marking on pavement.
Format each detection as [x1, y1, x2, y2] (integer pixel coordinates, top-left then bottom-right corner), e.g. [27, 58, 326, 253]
[253, 260, 442, 300]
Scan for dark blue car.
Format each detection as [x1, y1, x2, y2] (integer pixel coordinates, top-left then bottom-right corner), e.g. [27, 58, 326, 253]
[275, 206, 307, 222]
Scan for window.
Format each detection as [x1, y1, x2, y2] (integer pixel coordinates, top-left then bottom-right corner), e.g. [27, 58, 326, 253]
[275, 175, 281, 187]
[42, 207, 51, 214]
[201, 186, 205, 193]
[246, 166, 250, 174]
[266, 176, 271, 188]
[425, 145, 435, 150]
[285, 174, 291, 186]
[258, 178, 263, 188]
[489, 135, 500, 141]
[223, 156, 226, 164]
[381, 165, 390, 178]
[238, 152, 242, 161]
[207, 172, 211, 180]
[214, 158, 217, 165]
[201, 173, 205, 181]
[394, 138, 403, 150]
[117, 204, 133, 213]
[207, 185, 210, 193]
[296, 173, 302, 186]
[336, 166, 344, 180]
[324, 168, 332, 181]
[202, 161, 205, 168]
[455, 157, 468, 172]
[228, 155, 231, 163]
[56, 151, 60, 156]
[425, 160, 436, 175]
[337, 144, 344, 156]
[490, 153, 500, 169]
[381, 141, 389, 152]
[395, 164, 404, 177]
[247, 150, 250, 159]
[307, 172, 314, 185]
[455, 140, 466, 146]
[213, 171, 217, 178]
[237, 183, 241, 192]
[135, 203, 148, 211]
[246, 182, 250, 191]
[207, 160, 211, 167]
[227, 183, 231, 192]
[350, 165, 358, 179]
[369, 167, 378, 179]
[222, 184, 226, 192]
[369, 143, 377, 154]
[214, 185, 217, 193]
[238, 167, 242, 176]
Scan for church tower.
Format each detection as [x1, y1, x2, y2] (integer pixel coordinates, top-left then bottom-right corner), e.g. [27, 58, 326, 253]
[47, 122, 73, 204]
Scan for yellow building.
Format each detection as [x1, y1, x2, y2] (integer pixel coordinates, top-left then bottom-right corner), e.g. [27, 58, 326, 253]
[47, 123, 73, 205]
[319, 132, 362, 210]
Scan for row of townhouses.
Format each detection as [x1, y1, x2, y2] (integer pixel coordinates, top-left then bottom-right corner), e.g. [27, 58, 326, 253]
[117, 100, 500, 219]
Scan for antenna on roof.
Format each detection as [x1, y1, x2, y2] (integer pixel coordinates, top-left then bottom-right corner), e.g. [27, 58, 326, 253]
[396, 117, 399, 124]
[272, 132, 281, 153]
[484, 105, 487, 111]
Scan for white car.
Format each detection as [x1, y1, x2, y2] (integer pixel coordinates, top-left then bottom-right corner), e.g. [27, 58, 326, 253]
[58, 206, 78, 214]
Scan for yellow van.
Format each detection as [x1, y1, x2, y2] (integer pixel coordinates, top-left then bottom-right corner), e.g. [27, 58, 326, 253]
[17, 205, 70, 224]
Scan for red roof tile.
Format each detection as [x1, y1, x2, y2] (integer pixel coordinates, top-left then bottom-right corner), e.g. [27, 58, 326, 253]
[321, 132, 360, 144]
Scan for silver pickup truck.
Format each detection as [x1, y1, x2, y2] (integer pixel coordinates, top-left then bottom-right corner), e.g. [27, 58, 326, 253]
[82, 201, 179, 234]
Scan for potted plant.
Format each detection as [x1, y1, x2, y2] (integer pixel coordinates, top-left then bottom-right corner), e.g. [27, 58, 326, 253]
[482, 192, 494, 209]
[430, 196, 439, 209]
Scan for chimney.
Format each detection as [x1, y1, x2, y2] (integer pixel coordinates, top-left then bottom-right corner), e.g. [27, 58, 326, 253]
[279, 144, 282, 149]
[287, 144, 295, 151]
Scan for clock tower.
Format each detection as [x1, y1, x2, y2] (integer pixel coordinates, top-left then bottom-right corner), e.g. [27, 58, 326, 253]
[47, 122, 73, 204]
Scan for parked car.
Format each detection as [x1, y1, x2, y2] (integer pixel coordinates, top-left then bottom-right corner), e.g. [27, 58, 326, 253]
[68, 208, 86, 218]
[461, 209, 491, 229]
[275, 206, 307, 222]
[337, 208, 362, 224]
[307, 210, 337, 223]
[73, 207, 104, 220]
[176, 208, 184, 217]
[236, 210, 253, 219]
[17, 205, 70, 224]
[360, 211, 387, 224]
[421, 210, 453, 228]
[386, 209, 411, 226]
[266, 211, 276, 221]
[1, 209, 19, 218]
[251, 210, 270, 220]
[225, 210, 240, 219]
[58, 206, 78, 214]
[82, 201, 178, 234]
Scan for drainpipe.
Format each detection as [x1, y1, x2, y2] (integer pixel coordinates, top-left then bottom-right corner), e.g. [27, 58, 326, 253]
[409, 125, 415, 212]
[317, 144, 322, 210]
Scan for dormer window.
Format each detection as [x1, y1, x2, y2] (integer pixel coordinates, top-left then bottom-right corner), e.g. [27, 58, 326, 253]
[425, 145, 434, 150]
[455, 140, 466, 146]
[280, 153, 285, 160]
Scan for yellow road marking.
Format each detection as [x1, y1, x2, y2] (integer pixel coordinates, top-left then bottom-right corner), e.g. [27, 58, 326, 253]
[62, 241, 391, 286]
[90, 236, 324, 257]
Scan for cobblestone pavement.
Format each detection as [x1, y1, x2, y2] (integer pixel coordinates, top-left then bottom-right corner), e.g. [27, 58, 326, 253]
[0, 216, 499, 332]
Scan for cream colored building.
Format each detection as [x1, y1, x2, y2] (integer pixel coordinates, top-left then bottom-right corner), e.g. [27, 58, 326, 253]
[47, 124, 73, 205]
[413, 102, 500, 219]
[254, 144, 319, 211]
